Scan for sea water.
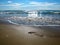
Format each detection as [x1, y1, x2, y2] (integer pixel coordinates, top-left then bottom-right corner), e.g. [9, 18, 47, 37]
[0, 10, 60, 26]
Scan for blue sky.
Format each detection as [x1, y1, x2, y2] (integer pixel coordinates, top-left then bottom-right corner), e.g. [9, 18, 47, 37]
[0, 0, 60, 10]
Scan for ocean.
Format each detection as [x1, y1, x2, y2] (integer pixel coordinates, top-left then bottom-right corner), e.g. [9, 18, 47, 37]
[0, 10, 60, 26]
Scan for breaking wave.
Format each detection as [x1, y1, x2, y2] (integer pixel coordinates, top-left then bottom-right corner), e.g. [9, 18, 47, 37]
[7, 20, 19, 25]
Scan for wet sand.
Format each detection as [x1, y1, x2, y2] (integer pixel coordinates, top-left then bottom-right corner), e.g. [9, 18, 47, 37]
[0, 24, 60, 45]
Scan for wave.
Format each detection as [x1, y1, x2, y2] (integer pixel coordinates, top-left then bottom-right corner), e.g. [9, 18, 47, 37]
[7, 19, 60, 26]
[7, 20, 19, 25]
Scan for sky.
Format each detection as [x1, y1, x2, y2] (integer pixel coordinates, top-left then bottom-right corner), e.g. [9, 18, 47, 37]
[0, 0, 60, 10]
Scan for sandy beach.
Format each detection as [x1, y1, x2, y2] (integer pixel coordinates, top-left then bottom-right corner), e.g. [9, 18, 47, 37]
[0, 24, 60, 45]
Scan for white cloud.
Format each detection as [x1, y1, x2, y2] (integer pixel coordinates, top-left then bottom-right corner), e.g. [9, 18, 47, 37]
[29, 1, 57, 6]
[19, 1, 57, 8]
[0, 1, 57, 7]
[0, 3, 24, 6]
[8, 1, 12, 3]
[11, 3, 23, 6]
[0, 1, 60, 10]
[21, 1, 60, 10]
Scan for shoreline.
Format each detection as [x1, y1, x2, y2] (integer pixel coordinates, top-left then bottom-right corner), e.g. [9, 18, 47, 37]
[0, 23, 60, 45]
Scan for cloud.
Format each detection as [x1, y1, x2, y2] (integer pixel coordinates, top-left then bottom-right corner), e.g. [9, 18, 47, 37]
[0, 1, 60, 10]
[8, 1, 12, 3]
[21, 1, 60, 10]
[18, 1, 57, 8]
[0, 3, 24, 6]
[0, 0, 24, 6]
[0, 1, 58, 7]
[29, 1, 57, 6]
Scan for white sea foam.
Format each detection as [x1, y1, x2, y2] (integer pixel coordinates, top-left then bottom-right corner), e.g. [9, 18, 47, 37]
[7, 20, 19, 25]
